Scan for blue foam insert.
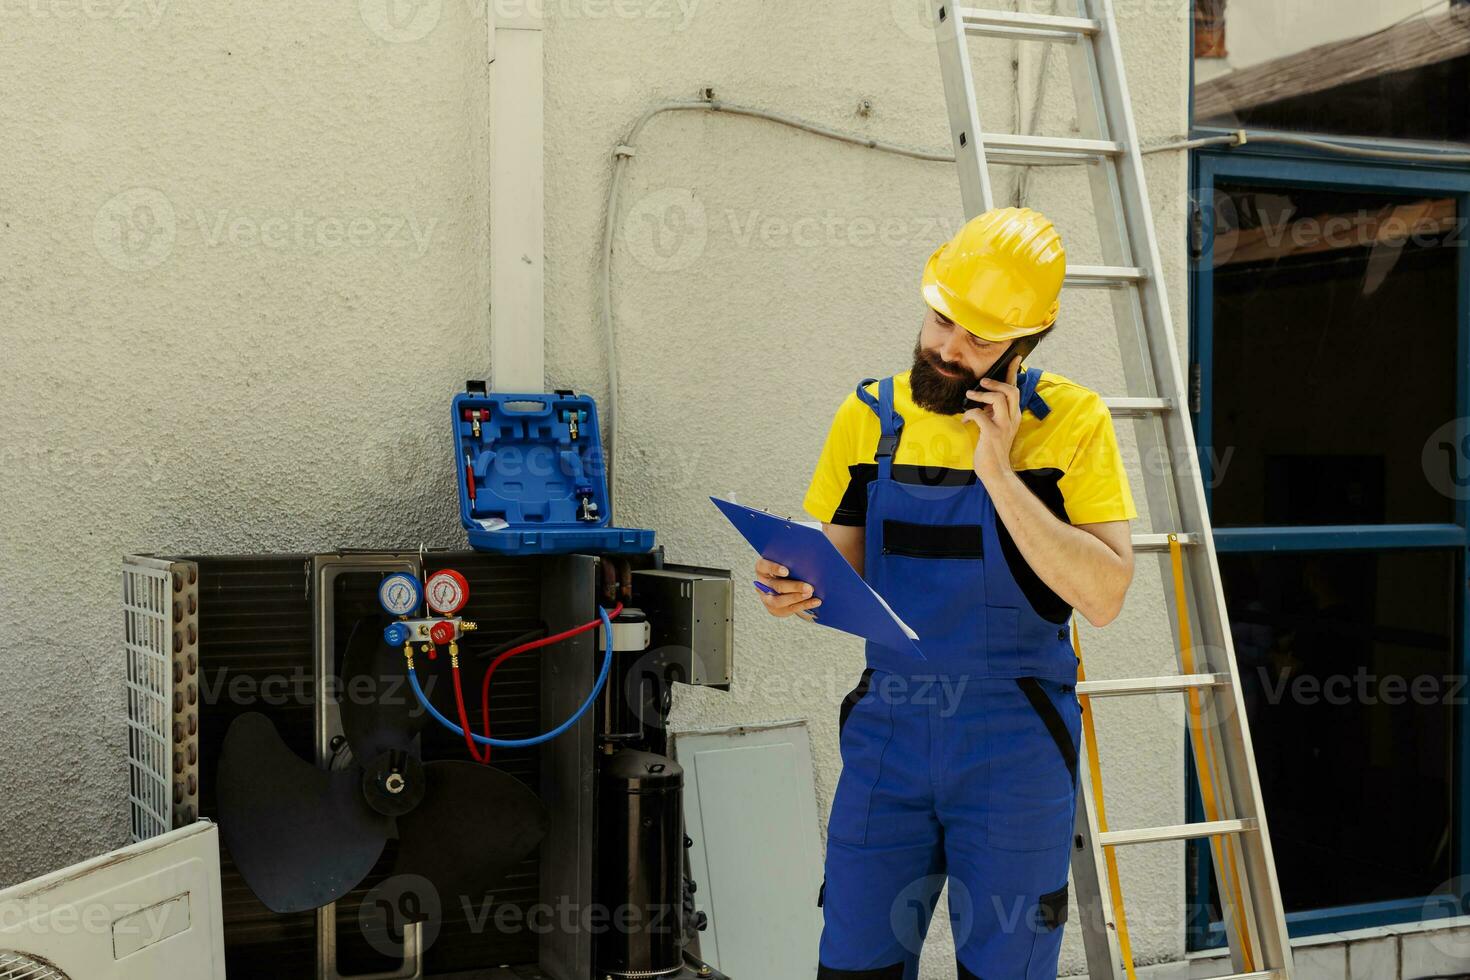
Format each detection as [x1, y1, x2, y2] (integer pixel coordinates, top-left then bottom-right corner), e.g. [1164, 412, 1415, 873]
[451, 390, 654, 555]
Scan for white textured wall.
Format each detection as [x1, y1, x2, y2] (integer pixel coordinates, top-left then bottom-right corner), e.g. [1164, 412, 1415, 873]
[0, 1, 1189, 975]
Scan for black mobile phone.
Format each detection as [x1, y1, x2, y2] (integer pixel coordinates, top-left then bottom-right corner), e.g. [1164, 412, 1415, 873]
[979, 335, 1040, 386]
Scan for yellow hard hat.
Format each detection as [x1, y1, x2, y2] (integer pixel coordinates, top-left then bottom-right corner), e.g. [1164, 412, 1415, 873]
[920, 207, 1066, 342]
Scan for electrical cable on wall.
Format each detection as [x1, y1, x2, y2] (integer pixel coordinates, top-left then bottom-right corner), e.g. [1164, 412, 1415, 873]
[602, 102, 1468, 505]
[1144, 128, 1470, 162]
[600, 98, 956, 505]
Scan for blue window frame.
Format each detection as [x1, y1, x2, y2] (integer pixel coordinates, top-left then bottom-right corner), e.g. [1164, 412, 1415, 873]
[1188, 146, 1470, 949]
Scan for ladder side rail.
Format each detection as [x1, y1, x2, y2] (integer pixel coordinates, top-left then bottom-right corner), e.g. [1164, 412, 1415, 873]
[1063, 23, 1163, 407]
[1082, 0, 1294, 970]
[1072, 746, 1129, 978]
[933, 1, 995, 214]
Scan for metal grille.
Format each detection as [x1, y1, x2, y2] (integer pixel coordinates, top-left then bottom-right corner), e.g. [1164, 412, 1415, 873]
[122, 555, 200, 841]
[0, 950, 73, 979]
[123, 557, 173, 842]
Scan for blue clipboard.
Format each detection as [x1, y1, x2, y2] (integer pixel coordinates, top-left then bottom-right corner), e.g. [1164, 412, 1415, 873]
[710, 497, 924, 659]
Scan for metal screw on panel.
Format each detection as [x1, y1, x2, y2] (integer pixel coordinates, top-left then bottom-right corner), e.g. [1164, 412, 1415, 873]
[857, 99, 873, 117]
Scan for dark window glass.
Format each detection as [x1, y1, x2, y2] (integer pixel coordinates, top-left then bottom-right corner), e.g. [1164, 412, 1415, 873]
[1206, 183, 1459, 527]
[1219, 549, 1458, 912]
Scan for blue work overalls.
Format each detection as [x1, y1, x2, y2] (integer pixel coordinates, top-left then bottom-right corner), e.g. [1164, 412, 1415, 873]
[817, 369, 1082, 980]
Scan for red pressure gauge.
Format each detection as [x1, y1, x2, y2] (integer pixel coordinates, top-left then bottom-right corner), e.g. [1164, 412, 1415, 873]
[425, 569, 469, 615]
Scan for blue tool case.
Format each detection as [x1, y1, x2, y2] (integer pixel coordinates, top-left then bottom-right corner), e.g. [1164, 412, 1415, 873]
[451, 384, 655, 555]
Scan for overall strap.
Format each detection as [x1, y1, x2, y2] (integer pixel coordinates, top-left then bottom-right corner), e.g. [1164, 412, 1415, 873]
[1016, 364, 1053, 420]
[858, 376, 904, 482]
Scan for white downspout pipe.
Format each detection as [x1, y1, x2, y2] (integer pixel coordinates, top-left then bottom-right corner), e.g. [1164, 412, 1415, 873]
[488, 3, 544, 393]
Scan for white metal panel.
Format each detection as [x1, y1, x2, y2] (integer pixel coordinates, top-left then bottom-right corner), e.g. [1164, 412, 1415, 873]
[672, 721, 823, 980]
[0, 821, 227, 979]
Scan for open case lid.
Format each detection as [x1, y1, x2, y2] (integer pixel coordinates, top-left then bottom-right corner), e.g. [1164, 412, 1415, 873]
[451, 384, 655, 555]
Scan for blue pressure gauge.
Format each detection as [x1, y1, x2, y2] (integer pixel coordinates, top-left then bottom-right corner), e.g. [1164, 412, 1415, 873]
[378, 573, 422, 618]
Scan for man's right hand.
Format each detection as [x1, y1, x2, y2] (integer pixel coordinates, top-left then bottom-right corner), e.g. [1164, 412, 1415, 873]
[754, 558, 823, 621]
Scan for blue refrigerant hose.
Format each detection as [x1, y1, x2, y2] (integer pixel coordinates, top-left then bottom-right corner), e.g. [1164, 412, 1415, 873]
[407, 604, 614, 748]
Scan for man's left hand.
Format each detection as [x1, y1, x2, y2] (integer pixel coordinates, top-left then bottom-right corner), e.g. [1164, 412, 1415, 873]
[962, 354, 1022, 486]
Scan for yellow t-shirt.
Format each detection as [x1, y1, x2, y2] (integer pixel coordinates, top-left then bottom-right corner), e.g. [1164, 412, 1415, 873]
[802, 369, 1137, 528]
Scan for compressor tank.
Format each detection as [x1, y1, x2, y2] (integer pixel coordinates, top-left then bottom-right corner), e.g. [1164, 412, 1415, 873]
[595, 748, 685, 977]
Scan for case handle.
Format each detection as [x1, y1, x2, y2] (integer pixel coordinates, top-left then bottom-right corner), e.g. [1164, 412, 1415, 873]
[500, 398, 552, 415]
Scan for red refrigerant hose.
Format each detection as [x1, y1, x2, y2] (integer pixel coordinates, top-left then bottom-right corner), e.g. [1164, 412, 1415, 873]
[449, 602, 623, 764]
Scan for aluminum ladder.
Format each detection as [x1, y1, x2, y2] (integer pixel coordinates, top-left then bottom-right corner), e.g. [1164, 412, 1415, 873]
[927, 2, 1294, 978]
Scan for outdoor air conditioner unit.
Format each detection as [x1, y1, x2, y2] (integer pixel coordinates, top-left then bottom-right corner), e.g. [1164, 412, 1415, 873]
[121, 548, 733, 980]
[0, 820, 227, 979]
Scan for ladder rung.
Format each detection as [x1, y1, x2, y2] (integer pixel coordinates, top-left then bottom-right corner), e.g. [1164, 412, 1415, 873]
[1064, 264, 1146, 288]
[1100, 818, 1257, 847]
[957, 7, 1102, 42]
[984, 133, 1124, 164]
[1103, 396, 1171, 417]
[1131, 532, 1200, 551]
[1077, 673, 1229, 698]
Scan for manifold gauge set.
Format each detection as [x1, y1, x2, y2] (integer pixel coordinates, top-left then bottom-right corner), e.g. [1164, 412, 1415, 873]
[378, 570, 475, 653]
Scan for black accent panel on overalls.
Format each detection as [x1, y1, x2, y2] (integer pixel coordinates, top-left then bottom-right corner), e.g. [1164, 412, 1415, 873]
[1015, 677, 1078, 788]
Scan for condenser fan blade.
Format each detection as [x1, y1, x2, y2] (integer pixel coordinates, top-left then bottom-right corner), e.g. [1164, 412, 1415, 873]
[340, 616, 427, 764]
[392, 761, 549, 906]
[217, 711, 392, 914]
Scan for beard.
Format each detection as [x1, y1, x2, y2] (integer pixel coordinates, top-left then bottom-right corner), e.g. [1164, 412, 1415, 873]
[909, 337, 985, 415]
